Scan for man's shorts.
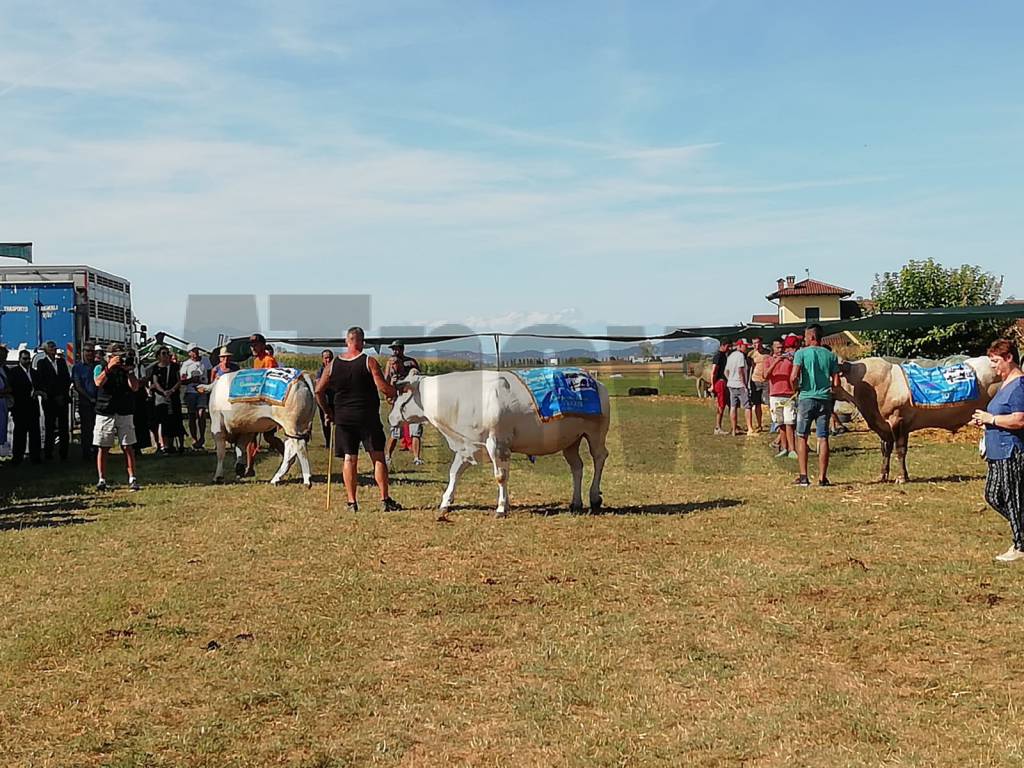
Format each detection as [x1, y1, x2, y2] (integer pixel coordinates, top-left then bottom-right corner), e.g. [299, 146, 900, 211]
[336, 420, 387, 457]
[94, 414, 137, 448]
[770, 395, 797, 426]
[728, 386, 751, 410]
[712, 379, 728, 410]
[184, 392, 209, 412]
[796, 398, 834, 439]
[750, 381, 767, 407]
[390, 422, 423, 439]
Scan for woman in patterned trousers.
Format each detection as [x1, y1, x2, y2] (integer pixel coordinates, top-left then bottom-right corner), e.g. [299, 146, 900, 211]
[973, 338, 1024, 562]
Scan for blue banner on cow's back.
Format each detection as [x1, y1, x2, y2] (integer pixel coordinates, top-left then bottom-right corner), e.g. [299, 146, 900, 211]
[228, 368, 303, 406]
[901, 362, 979, 407]
[512, 367, 602, 422]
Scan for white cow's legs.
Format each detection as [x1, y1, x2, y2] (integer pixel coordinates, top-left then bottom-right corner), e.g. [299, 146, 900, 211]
[588, 434, 609, 511]
[485, 435, 511, 517]
[440, 453, 473, 510]
[270, 438, 297, 485]
[296, 439, 312, 487]
[563, 439, 585, 513]
[213, 432, 227, 482]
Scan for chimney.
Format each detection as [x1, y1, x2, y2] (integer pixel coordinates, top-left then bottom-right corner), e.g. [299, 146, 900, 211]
[776, 278, 785, 292]
[786, 275, 796, 289]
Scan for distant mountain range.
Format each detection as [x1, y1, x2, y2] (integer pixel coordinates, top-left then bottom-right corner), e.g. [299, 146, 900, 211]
[412, 337, 716, 363]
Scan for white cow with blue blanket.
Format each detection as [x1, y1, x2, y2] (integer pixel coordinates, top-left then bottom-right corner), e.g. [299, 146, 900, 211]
[206, 369, 317, 487]
[389, 370, 610, 517]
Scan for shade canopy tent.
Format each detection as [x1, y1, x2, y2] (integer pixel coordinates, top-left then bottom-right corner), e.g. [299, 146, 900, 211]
[691, 303, 1024, 343]
[222, 304, 1024, 363]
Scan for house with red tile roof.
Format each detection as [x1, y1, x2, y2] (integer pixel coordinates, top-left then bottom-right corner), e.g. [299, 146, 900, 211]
[751, 275, 865, 326]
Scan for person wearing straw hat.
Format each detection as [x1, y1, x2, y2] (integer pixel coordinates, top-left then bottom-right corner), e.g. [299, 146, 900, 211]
[209, 346, 239, 384]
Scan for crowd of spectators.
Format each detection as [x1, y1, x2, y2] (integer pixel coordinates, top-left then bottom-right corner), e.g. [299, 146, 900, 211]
[709, 324, 843, 486]
[0, 339, 231, 491]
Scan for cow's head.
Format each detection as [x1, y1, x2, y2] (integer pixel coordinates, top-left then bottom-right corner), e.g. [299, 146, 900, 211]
[389, 373, 427, 428]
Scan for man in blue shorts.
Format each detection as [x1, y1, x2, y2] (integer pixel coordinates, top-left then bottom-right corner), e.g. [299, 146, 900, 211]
[790, 324, 840, 487]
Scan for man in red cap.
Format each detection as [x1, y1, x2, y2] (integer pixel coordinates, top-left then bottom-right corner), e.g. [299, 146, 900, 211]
[765, 336, 799, 457]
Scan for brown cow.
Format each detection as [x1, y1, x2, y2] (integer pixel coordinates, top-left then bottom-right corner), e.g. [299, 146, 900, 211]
[836, 356, 1000, 483]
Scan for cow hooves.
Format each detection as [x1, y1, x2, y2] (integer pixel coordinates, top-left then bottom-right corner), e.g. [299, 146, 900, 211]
[894, 477, 907, 485]
[591, 497, 603, 513]
[569, 503, 584, 515]
[303, 481, 312, 489]
[270, 478, 281, 486]
[495, 509, 509, 519]
[213, 476, 223, 485]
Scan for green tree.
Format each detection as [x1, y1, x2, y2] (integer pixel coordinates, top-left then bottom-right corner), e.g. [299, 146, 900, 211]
[862, 259, 1008, 358]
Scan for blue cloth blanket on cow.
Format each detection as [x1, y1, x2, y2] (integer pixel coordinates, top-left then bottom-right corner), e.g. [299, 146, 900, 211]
[512, 367, 602, 422]
[228, 368, 303, 406]
[901, 362, 979, 407]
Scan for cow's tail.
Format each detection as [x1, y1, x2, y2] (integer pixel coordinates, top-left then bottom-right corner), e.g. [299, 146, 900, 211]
[294, 372, 319, 442]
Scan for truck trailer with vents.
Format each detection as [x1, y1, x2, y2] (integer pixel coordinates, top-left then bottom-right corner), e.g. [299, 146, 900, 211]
[0, 264, 135, 358]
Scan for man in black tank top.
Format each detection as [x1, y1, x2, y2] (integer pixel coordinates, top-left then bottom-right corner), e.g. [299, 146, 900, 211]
[315, 326, 402, 512]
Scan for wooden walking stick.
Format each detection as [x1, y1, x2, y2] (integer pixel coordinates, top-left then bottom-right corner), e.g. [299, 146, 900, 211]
[326, 423, 336, 510]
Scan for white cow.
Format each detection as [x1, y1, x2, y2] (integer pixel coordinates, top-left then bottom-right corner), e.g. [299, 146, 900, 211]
[389, 371, 611, 517]
[206, 371, 318, 487]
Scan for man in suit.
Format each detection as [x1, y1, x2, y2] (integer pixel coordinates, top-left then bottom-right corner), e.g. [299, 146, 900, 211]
[34, 340, 72, 461]
[9, 348, 42, 465]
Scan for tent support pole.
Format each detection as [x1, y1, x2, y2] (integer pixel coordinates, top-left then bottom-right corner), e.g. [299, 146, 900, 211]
[494, 334, 502, 370]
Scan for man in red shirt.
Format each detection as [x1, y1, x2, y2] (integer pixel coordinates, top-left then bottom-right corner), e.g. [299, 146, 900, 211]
[709, 341, 731, 435]
[764, 336, 798, 458]
[245, 333, 285, 476]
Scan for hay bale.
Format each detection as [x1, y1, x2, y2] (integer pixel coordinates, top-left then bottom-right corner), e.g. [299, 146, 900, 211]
[628, 387, 659, 397]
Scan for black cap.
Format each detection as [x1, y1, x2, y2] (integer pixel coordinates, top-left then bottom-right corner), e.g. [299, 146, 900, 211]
[390, 340, 405, 349]
[249, 333, 266, 343]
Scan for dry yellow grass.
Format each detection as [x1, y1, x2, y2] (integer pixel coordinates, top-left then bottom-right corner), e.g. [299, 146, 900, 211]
[0, 395, 1020, 767]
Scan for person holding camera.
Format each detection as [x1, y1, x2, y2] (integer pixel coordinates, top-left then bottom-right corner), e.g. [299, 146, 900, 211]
[93, 343, 141, 491]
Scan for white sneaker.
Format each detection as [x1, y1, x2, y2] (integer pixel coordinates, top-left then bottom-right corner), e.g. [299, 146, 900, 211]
[413, 458, 424, 466]
[713, 428, 727, 435]
[995, 547, 1024, 562]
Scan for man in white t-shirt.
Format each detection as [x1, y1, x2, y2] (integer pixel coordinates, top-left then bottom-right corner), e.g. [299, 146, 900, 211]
[179, 344, 213, 450]
[724, 340, 755, 436]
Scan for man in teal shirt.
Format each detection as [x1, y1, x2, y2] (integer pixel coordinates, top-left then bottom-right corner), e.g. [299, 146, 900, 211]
[789, 324, 840, 487]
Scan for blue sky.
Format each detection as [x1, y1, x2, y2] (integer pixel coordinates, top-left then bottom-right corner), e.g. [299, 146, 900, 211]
[1, 0, 1022, 341]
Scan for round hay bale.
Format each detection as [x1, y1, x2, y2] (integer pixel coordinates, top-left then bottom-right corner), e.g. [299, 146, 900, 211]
[628, 387, 659, 397]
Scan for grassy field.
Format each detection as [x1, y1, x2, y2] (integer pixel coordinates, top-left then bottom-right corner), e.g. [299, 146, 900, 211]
[1, 385, 1021, 767]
